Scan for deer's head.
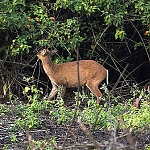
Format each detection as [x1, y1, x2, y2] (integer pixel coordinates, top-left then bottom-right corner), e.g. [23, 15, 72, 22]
[37, 49, 57, 60]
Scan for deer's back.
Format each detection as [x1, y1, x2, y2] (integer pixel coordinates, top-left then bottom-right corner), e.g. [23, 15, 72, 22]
[48, 60, 107, 87]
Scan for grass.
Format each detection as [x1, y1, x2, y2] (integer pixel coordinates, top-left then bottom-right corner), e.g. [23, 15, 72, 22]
[0, 83, 149, 149]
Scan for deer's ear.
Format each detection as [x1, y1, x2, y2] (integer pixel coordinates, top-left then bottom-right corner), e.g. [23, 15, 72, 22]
[42, 49, 47, 55]
[50, 49, 57, 56]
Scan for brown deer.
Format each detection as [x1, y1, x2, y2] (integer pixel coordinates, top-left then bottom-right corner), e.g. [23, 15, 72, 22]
[37, 49, 108, 104]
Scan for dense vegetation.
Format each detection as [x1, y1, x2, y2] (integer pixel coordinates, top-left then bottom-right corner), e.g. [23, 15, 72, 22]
[0, 0, 150, 149]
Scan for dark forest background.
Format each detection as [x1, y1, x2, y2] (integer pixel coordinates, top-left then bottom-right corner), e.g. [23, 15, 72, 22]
[0, 0, 149, 98]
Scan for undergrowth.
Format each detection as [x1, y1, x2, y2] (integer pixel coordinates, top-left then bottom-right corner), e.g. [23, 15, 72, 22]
[0, 81, 149, 150]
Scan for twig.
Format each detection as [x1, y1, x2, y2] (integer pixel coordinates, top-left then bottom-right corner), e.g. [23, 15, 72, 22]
[55, 143, 101, 150]
[25, 129, 36, 150]
[0, 59, 33, 67]
[112, 64, 129, 92]
[125, 16, 150, 61]
[119, 118, 137, 150]
[62, 108, 78, 147]
[89, 23, 110, 59]
[77, 119, 100, 150]
[62, 47, 80, 147]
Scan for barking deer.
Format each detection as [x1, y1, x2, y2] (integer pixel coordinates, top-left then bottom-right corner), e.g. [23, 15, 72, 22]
[37, 49, 108, 104]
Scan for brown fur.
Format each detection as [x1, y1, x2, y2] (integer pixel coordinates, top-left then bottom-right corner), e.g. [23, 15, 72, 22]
[37, 49, 108, 104]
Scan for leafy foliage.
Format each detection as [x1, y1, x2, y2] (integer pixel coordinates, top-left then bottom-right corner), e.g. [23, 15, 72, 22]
[11, 82, 150, 132]
[0, 0, 149, 55]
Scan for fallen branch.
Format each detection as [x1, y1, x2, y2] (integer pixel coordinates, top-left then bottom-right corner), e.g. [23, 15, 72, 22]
[25, 129, 36, 150]
[77, 118, 100, 150]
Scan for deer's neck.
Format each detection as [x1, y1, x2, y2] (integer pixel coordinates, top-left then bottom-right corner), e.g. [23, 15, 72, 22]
[41, 56, 55, 77]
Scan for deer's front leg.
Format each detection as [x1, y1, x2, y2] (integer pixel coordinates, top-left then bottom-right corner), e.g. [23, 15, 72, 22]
[48, 83, 58, 100]
[61, 86, 66, 98]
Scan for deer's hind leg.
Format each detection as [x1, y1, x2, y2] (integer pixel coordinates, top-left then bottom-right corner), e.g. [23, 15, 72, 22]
[86, 80, 103, 104]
